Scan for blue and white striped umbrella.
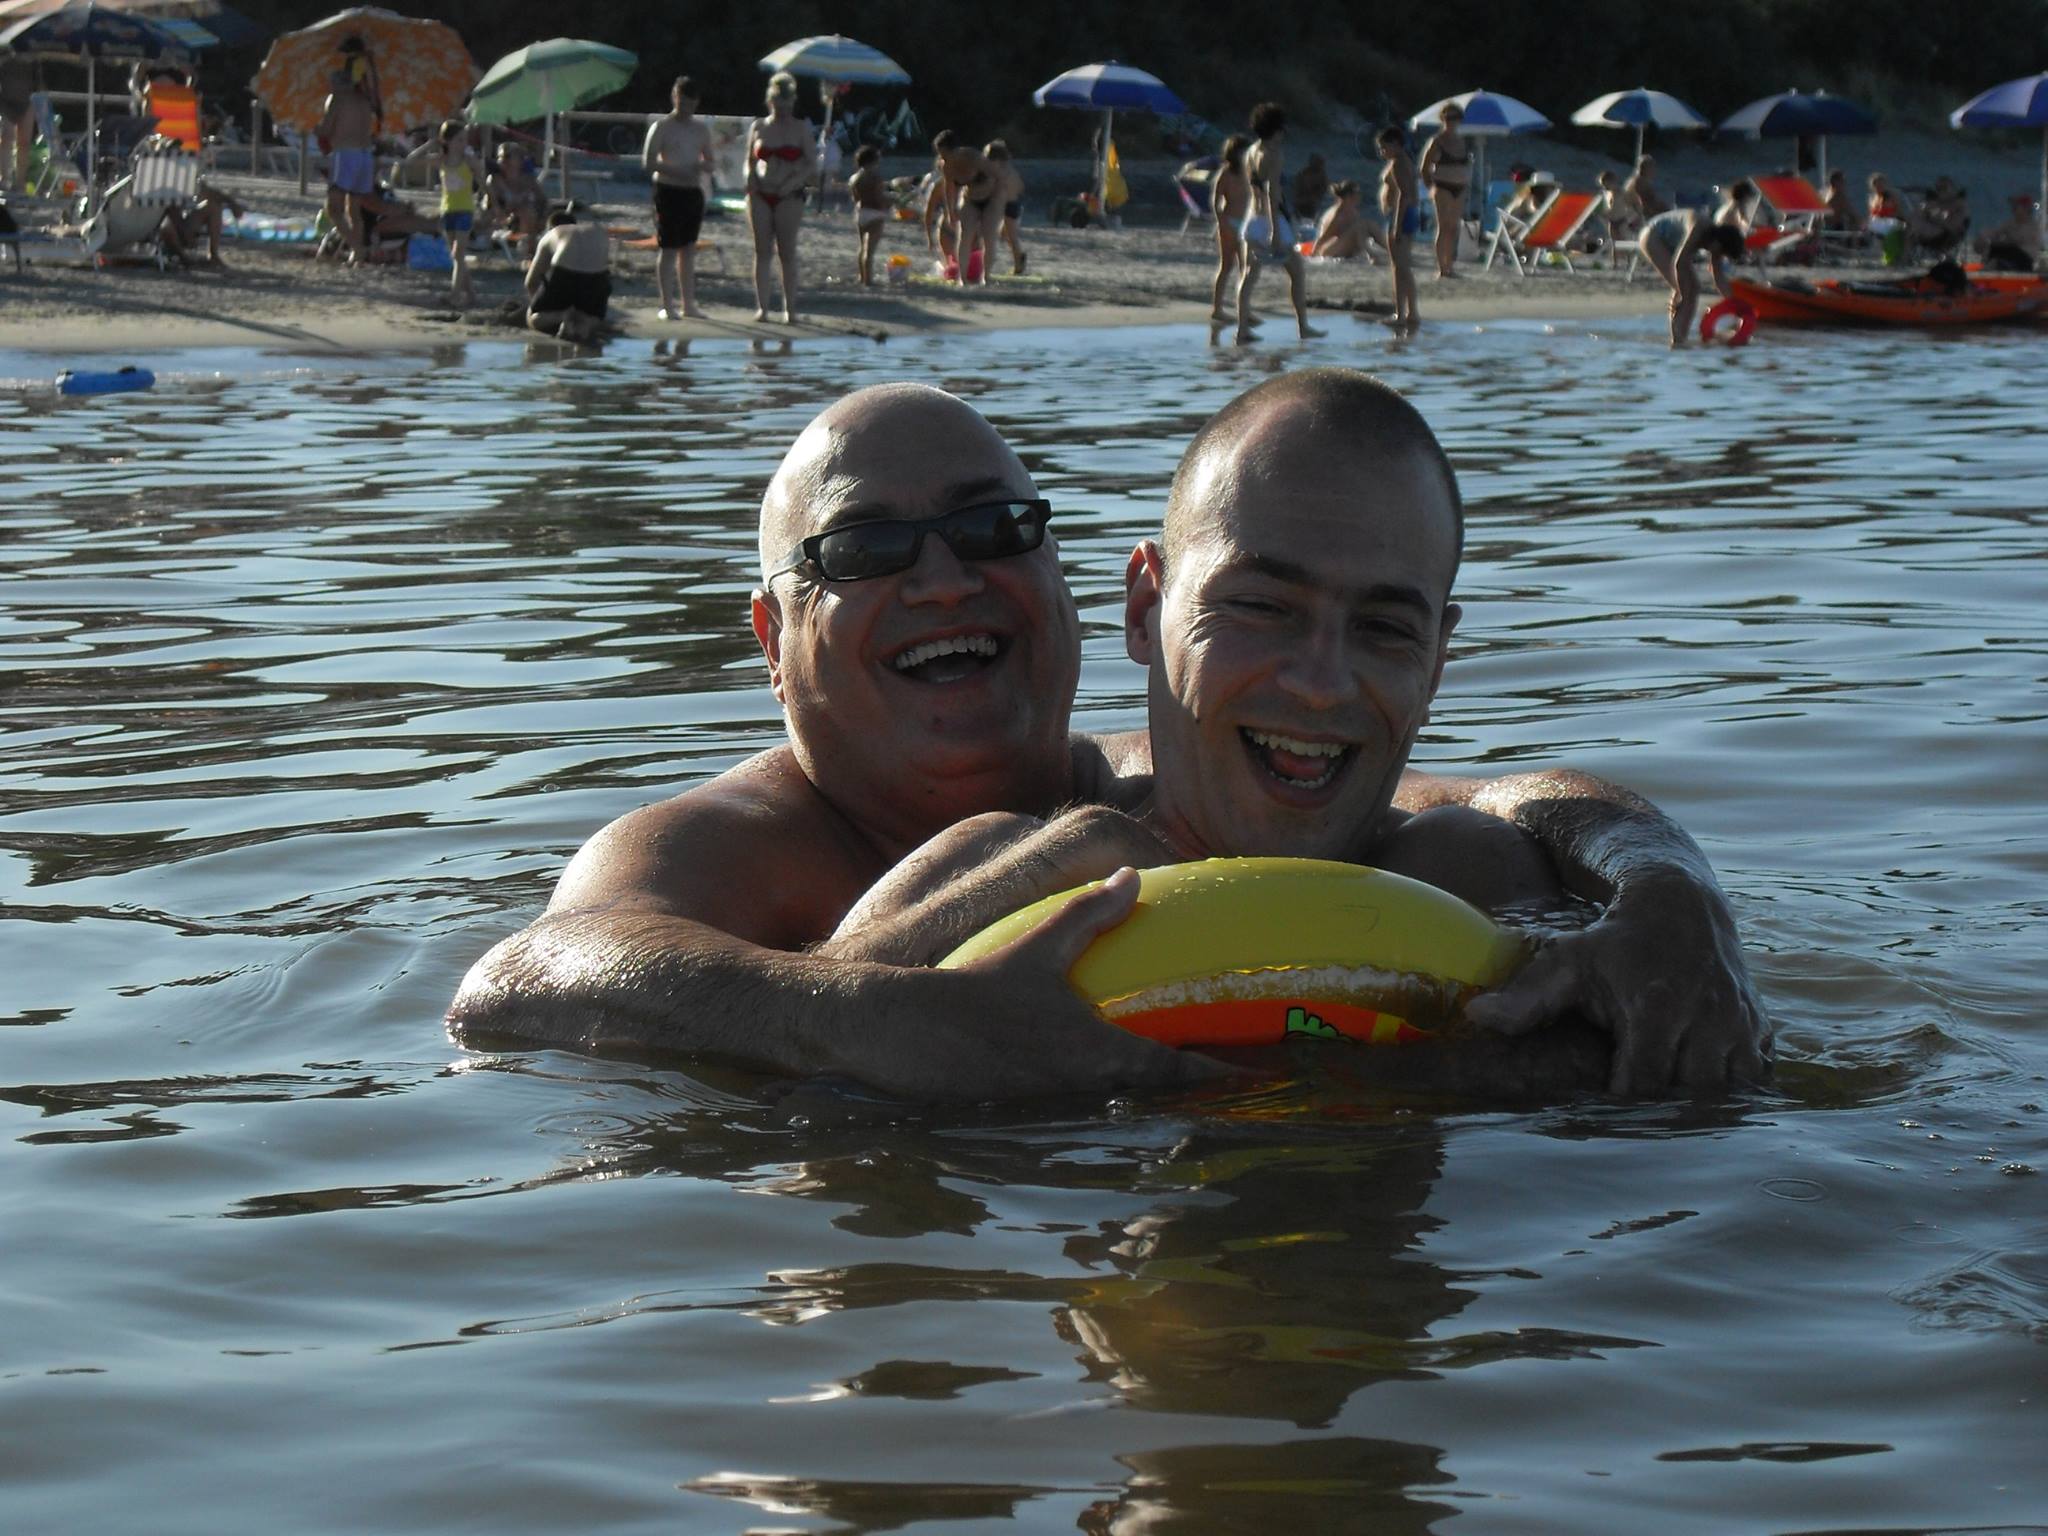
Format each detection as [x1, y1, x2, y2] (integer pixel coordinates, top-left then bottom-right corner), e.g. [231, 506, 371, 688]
[1033, 62, 1186, 216]
[1569, 87, 1709, 164]
[1951, 73, 2048, 247]
[1720, 90, 1875, 188]
[758, 34, 909, 86]
[1032, 61, 1185, 116]
[1408, 89, 1551, 138]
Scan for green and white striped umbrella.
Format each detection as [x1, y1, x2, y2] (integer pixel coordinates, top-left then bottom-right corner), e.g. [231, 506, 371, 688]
[467, 36, 636, 124]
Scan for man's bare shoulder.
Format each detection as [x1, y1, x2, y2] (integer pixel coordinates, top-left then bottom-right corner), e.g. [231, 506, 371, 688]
[1072, 730, 1151, 811]
[549, 747, 879, 947]
[1371, 804, 1562, 916]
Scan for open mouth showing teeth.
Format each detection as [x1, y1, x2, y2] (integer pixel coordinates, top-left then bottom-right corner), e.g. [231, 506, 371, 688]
[1242, 728, 1352, 790]
[891, 633, 1002, 682]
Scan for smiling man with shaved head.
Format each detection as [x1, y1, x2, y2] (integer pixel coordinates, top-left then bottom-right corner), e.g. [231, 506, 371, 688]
[450, 378, 1769, 1098]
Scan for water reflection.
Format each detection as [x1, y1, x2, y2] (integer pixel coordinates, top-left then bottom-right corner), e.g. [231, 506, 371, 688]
[3, 325, 2046, 1532]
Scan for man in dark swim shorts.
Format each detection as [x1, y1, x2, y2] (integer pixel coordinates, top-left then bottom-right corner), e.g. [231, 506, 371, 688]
[526, 205, 612, 342]
[641, 76, 713, 319]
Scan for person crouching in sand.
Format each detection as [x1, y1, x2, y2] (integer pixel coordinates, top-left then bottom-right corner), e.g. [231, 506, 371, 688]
[1312, 179, 1370, 260]
[525, 204, 613, 343]
[1235, 102, 1322, 342]
[1638, 208, 1745, 346]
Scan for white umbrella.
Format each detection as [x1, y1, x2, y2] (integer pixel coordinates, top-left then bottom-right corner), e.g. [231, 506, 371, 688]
[1570, 87, 1711, 165]
[1033, 61, 1187, 212]
[1408, 89, 1551, 211]
[1950, 73, 2048, 250]
[758, 34, 908, 148]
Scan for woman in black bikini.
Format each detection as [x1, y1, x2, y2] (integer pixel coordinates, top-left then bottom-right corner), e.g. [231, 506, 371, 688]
[746, 71, 817, 323]
[1418, 102, 1471, 279]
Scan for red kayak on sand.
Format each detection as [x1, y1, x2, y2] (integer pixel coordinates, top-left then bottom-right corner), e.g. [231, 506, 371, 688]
[1730, 274, 2046, 326]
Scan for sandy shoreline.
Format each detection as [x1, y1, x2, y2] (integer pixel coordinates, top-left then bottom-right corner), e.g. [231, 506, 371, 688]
[3, 122, 2034, 357]
[0, 194, 1669, 357]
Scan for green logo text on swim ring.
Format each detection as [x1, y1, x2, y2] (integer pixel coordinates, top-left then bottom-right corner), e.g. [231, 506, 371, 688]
[1285, 1006, 1341, 1040]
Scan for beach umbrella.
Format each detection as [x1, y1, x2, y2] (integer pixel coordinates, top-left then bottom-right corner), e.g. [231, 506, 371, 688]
[1408, 88, 1551, 137]
[758, 33, 908, 148]
[1719, 89, 1876, 186]
[0, 0, 192, 210]
[1570, 86, 1710, 165]
[1033, 61, 1187, 213]
[1951, 72, 2048, 249]
[1409, 89, 1551, 210]
[250, 7, 474, 134]
[0, 0, 262, 48]
[468, 37, 636, 198]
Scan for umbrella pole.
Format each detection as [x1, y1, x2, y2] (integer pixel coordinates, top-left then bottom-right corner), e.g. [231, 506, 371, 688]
[84, 53, 96, 214]
[820, 82, 835, 154]
[1634, 122, 1644, 167]
[1097, 107, 1111, 214]
[1817, 134, 1828, 188]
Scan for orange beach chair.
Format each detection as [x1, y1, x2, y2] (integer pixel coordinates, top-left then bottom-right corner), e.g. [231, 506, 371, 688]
[1484, 188, 1600, 275]
[1750, 173, 1863, 261]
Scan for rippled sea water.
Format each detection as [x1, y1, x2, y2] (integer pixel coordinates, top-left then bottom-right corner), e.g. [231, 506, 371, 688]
[3, 321, 2044, 1534]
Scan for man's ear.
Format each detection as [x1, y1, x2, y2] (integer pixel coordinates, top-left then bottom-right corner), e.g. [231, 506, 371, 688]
[750, 586, 786, 702]
[1124, 541, 1165, 665]
[1428, 602, 1461, 704]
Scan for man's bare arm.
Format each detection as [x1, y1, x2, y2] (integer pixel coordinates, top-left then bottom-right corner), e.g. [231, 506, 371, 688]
[449, 892, 1219, 1101]
[446, 782, 1220, 1100]
[823, 806, 1175, 968]
[1446, 769, 1773, 1094]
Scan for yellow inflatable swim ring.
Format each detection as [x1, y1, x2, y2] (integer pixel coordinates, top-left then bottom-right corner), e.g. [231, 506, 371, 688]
[940, 857, 1528, 1049]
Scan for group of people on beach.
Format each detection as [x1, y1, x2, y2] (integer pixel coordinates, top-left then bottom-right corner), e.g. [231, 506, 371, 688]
[294, 42, 2039, 349]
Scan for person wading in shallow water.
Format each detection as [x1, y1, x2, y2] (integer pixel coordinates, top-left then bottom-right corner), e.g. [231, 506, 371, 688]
[1236, 102, 1322, 343]
[447, 383, 1772, 1100]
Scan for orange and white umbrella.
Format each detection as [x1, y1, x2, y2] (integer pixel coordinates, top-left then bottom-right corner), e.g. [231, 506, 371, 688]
[251, 6, 475, 134]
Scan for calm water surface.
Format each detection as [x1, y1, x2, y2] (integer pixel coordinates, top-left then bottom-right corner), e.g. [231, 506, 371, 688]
[3, 321, 2044, 1534]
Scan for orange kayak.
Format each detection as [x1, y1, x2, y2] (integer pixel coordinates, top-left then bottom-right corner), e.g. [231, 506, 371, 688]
[1730, 275, 2046, 326]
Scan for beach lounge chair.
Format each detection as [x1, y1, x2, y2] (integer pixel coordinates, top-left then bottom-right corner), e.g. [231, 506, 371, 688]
[84, 146, 197, 270]
[28, 93, 85, 200]
[1175, 157, 1216, 235]
[1486, 188, 1599, 275]
[1749, 173, 1862, 263]
[143, 80, 206, 162]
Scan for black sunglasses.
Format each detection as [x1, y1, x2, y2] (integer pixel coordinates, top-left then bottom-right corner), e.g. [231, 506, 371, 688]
[768, 499, 1052, 583]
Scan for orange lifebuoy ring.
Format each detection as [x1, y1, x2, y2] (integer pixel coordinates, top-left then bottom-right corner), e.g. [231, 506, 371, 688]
[1700, 297, 1758, 346]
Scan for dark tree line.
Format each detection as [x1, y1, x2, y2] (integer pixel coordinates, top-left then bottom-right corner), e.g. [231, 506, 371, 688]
[210, 0, 2048, 154]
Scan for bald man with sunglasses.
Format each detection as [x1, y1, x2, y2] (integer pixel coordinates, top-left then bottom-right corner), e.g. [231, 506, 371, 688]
[449, 383, 1763, 1100]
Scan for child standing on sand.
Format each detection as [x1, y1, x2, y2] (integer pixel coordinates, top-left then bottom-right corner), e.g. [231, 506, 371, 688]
[850, 144, 889, 286]
[405, 119, 484, 306]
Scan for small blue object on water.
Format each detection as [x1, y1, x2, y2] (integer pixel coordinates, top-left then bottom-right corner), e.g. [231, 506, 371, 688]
[57, 365, 156, 397]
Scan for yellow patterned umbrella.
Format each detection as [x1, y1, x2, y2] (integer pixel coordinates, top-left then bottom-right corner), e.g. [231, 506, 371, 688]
[251, 6, 475, 134]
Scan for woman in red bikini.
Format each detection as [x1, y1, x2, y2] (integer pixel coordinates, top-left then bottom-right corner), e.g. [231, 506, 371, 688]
[745, 71, 817, 323]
